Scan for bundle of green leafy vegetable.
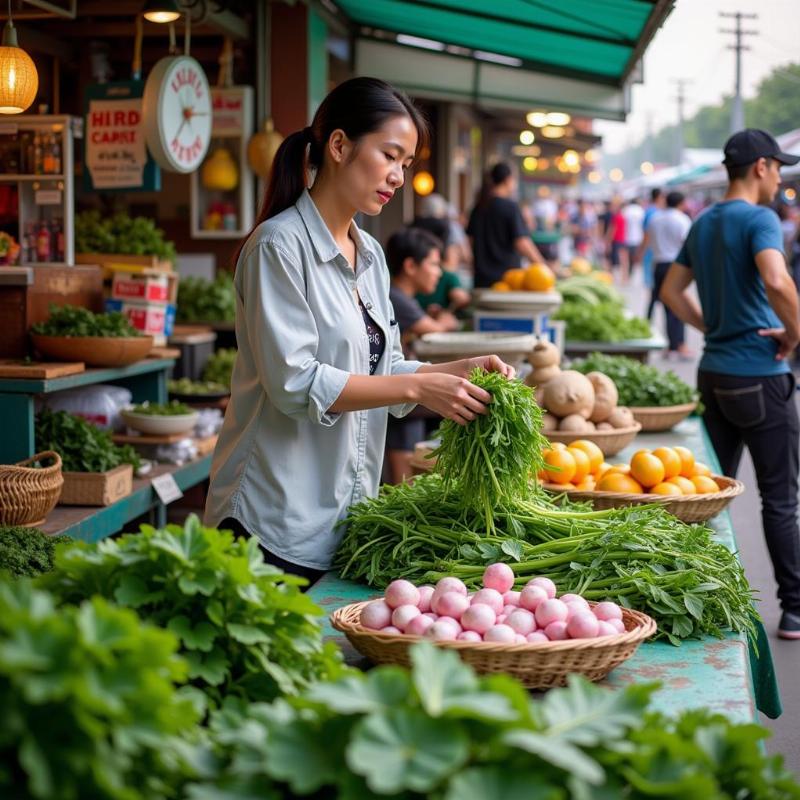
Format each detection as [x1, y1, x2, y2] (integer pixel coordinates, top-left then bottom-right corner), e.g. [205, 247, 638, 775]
[202, 347, 237, 388]
[571, 351, 699, 408]
[557, 274, 624, 306]
[187, 642, 800, 799]
[0, 580, 200, 800]
[75, 209, 176, 262]
[0, 526, 67, 578]
[554, 300, 652, 342]
[168, 377, 229, 396]
[39, 514, 348, 704]
[31, 304, 139, 338]
[35, 408, 141, 473]
[131, 400, 194, 416]
[176, 272, 236, 323]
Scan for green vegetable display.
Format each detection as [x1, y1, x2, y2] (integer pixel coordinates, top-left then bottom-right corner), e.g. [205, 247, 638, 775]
[131, 400, 194, 416]
[176, 272, 236, 323]
[168, 378, 229, 396]
[35, 408, 141, 473]
[75, 210, 176, 263]
[557, 274, 624, 306]
[40, 515, 348, 704]
[554, 300, 652, 342]
[188, 642, 800, 799]
[202, 347, 237, 388]
[571, 351, 699, 408]
[0, 526, 67, 578]
[31, 304, 139, 338]
[0, 580, 200, 800]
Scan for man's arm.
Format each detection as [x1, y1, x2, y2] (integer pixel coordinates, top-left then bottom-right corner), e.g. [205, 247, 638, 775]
[659, 263, 706, 332]
[514, 236, 545, 263]
[755, 248, 800, 360]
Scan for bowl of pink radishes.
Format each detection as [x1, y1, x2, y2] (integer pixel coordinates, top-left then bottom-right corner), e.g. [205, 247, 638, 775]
[330, 563, 656, 689]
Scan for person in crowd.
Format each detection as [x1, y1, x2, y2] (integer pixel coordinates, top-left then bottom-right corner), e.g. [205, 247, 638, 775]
[467, 162, 545, 287]
[445, 200, 473, 271]
[642, 188, 665, 300]
[641, 191, 692, 359]
[412, 193, 452, 263]
[384, 227, 460, 483]
[204, 77, 514, 585]
[605, 198, 626, 274]
[660, 129, 800, 639]
[572, 198, 599, 259]
[620, 196, 645, 283]
[776, 202, 797, 260]
[597, 199, 614, 268]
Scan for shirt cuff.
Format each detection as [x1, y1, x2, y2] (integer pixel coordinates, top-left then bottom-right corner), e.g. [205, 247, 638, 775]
[308, 363, 350, 426]
[389, 359, 425, 418]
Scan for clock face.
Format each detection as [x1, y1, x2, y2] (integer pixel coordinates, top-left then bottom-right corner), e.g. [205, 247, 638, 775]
[143, 55, 212, 173]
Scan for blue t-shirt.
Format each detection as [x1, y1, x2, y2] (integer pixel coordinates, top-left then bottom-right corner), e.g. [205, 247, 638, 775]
[675, 199, 788, 377]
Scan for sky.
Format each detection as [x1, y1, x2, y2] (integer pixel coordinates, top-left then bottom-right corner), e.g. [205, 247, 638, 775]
[594, 0, 800, 155]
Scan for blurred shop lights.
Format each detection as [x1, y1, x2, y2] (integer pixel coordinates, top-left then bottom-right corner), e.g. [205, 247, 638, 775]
[640, 161, 654, 175]
[587, 170, 602, 184]
[526, 110, 571, 128]
[519, 129, 535, 145]
[546, 112, 571, 126]
[526, 111, 548, 127]
[522, 157, 538, 172]
[541, 126, 565, 139]
[609, 168, 624, 182]
[783, 188, 796, 202]
[562, 150, 580, 169]
[584, 149, 598, 163]
[0, 1, 38, 114]
[142, 0, 182, 23]
[412, 171, 435, 196]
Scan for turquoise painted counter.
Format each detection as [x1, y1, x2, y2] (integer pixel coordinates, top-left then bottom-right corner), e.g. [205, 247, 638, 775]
[309, 417, 780, 722]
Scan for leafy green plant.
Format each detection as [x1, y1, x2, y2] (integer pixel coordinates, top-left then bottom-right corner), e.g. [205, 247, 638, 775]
[168, 378, 228, 396]
[571, 351, 700, 408]
[39, 515, 348, 704]
[35, 408, 141, 473]
[0, 526, 68, 578]
[0, 580, 200, 800]
[176, 273, 236, 323]
[202, 347, 237, 388]
[131, 400, 194, 416]
[30, 304, 139, 338]
[75, 210, 176, 262]
[188, 642, 800, 798]
[554, 300, 652, 342]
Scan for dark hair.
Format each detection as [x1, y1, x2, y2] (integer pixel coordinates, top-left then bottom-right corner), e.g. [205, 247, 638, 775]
[475, 161, 513, 209]
[666, 191, 685, 209]
[726, 156, 772, 182]
[385, 227, 443, 277]
[235, 77, 428, 264]
[650, 188, 662, 202]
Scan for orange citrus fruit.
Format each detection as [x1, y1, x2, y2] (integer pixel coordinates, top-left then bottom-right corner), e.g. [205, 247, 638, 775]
[673, 446, 695, 477]
[691, 475, 720, 493]
[595, 462, 613, 479]
[606, 463, 631, 475]
[650, 481, 683, 496]
[491, 281, 512, 292]
[566, 446, 591, 483]
[523, 263, 556, 292]
[569, 440, 604, 474]
[543, 447, 577, 484]
[693, 462, 711, 477]
[597, 472, 644, 493]
[667, 476, 696, 495]
[653, 447, 681, 480]
[629, 450, 666, 488]
[549, 441, 567, 450]
[575, 477, 596, 491]
[502, 268, 527, 290]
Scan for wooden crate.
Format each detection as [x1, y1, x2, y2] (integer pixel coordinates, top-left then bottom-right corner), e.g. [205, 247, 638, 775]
[75, 253, 173, 279]
[59, 464, 133, 506]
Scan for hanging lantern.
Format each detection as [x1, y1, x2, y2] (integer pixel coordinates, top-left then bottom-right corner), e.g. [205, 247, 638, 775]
[0, 14, 38, 115]
[247, 119, 284, 179]
[142, 0, 181, 24]
[201, 147, 239, 191]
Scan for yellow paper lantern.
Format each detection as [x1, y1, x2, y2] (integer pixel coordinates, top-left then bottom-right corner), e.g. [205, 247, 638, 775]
[0, 21, 38, 115]
[201, 148, 239, 191]
[412, 171, 434, 196]
[247, 119, 284, 179]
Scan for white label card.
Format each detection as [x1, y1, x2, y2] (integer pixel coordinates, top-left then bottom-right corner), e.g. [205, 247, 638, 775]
[151, 472, 183, 504]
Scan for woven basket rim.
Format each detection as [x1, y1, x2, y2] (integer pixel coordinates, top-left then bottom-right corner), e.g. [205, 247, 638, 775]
[546, 422, 642, 440]
[629, 402, 697, 414]
[543, 474, 744, 503]
[0, 450, 62, 474]
[331, 599, 657, 654]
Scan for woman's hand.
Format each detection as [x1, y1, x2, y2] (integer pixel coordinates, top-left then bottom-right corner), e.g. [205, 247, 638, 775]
[460, 354, 516, 380]
[414, 372, 493, 425]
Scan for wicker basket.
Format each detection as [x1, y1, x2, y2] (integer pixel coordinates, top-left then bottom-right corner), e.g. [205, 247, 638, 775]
[59, 464, 133, 506]
[630, 403, 697, 432]
[0, 451, 63, 526]
[543, 474, 744, 523]
[545, 423, 641, 456]
[331, 600, 656, 689]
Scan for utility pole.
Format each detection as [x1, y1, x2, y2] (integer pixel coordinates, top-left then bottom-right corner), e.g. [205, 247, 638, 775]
[719, 11, 758, 133]
[671, 79, 690, 166]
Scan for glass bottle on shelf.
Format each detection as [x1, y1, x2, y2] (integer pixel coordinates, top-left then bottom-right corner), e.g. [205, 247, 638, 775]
[52, 219, 63, 261]
[52, 134, 62, 175]
[36, 217, 51, 262]
[42, 134, 55, 174]
[33, 132, 43, 175]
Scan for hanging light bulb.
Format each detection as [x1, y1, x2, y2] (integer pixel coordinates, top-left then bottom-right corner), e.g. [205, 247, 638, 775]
[0, 0, 38, 115]
[142, 0, 181, 23]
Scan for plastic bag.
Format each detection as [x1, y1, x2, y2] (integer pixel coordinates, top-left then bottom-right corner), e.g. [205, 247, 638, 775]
[37, 384, 133, 431]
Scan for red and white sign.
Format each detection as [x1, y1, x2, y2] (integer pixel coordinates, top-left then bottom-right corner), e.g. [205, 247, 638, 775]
[86, 99, 149, 189]
[111, 272, 169, 303]
[211, 88, 245, 135]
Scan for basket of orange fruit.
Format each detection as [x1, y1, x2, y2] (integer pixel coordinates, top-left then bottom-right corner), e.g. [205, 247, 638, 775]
[540, 440, 744, 523]
[476, 263, 563, 316]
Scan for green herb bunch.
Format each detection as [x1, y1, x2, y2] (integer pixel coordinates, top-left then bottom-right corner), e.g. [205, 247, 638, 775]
[39, 515, 348, 705]
[187, 642, 800, 799]
[0, 526, 68, 579]
[0, 580, 200, 800]
[572, 351, 700, 408]
[35, 408, 141, 473]
[131, 400, 194, 416]
[168, 377, 228, 396]
[176, 272, 236, 323]
[31, 304, 139, 338]
[75, 210, 176, 262]
[202, 347, 237, 388]
[554, 300, 652, 342]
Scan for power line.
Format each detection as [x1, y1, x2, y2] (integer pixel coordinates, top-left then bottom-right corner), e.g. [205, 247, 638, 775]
[719, 11, 758, 133]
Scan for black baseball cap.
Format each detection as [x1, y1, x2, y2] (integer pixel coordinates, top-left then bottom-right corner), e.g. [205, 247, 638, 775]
[723, 129, 800, 167]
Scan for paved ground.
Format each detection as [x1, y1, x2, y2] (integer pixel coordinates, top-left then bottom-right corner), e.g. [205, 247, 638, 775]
[625, 276, 800, 775]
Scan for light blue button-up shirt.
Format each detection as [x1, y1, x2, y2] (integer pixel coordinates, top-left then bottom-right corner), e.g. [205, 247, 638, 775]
[204, 190, 424, 569]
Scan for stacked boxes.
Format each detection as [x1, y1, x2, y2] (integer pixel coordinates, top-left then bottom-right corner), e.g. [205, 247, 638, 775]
[105, 269, 178, 346]
[473, 310, 565, 354]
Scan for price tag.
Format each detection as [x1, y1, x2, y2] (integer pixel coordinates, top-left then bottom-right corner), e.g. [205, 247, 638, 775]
[35, 189, 62, 205]
[151, 472, 183, 505]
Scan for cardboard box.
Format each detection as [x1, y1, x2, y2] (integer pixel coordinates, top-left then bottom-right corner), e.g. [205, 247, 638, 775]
[111, 270, 178, 304]
[75, 252, 173, 280]
[105, 298, 176, 344]
[473, 312, 565, 353]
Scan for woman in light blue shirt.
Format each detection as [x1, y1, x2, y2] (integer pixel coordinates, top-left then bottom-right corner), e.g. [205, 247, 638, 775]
[205, 78, 513, 583]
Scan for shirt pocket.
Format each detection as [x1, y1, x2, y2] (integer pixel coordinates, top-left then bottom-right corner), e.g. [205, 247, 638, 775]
[713, 384, 765, 428]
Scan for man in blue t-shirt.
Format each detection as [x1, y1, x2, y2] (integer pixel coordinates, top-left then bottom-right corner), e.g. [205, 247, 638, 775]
[661, 129, 800, 640]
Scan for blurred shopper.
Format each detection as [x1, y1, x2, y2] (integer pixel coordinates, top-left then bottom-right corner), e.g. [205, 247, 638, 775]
[642, 188, 665, 296]
[642, 191, 691, 358]
[605, 198, 626, 274]
[620, 197, 645, 283]
[661, 129, 800, 639]
[467, 162, 544, 287]
[573, 198, 599, 259]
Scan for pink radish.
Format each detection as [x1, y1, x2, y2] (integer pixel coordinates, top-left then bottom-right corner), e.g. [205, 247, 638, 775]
[406, 614, 435, 637]
[608, 618, 626, 633]
[567, 611, 600, 639]
[379, 625, 402, 635]
[507, 608, 536, 636]
[460, 603, 496, 634]
[433, 591, 470, 619]
[360, 600, 392, 630]
[535, 598, 569, 628]
[471, 588, 504, 614]
[594, 601, 623, 621]
[502, 604, 518, 616]
[496, 614, 507, 625]
[526, 576, 557, 599]
[544, 620, 569, 640]
[560, 593, 589, 608]
[502, 590, 521, 607]
[425, 619, 459, 641]
[384, 580, 420, 610]
[596, 620, 619, 637]
[417, 585, 435, 612]
[482, 562, 515, 594]
[456, 630, 482, 642]
[514, 634, 527, 644]
[435, 577, 467, 596]
[519, 585, 548, 612]
[391, 604, 421, 632]
[483, 624, 516, 643]
[526, 631, 549, 644]
[436, 616, 462, 634]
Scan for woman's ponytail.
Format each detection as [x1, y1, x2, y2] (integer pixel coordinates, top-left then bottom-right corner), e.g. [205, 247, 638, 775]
[260, 127, 312, 222]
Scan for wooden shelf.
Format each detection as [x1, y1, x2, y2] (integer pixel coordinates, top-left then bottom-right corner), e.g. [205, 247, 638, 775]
[0, 174, 66, 181]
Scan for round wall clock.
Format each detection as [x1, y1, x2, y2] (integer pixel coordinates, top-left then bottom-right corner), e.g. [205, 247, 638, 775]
[143, 55, 212, 173]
